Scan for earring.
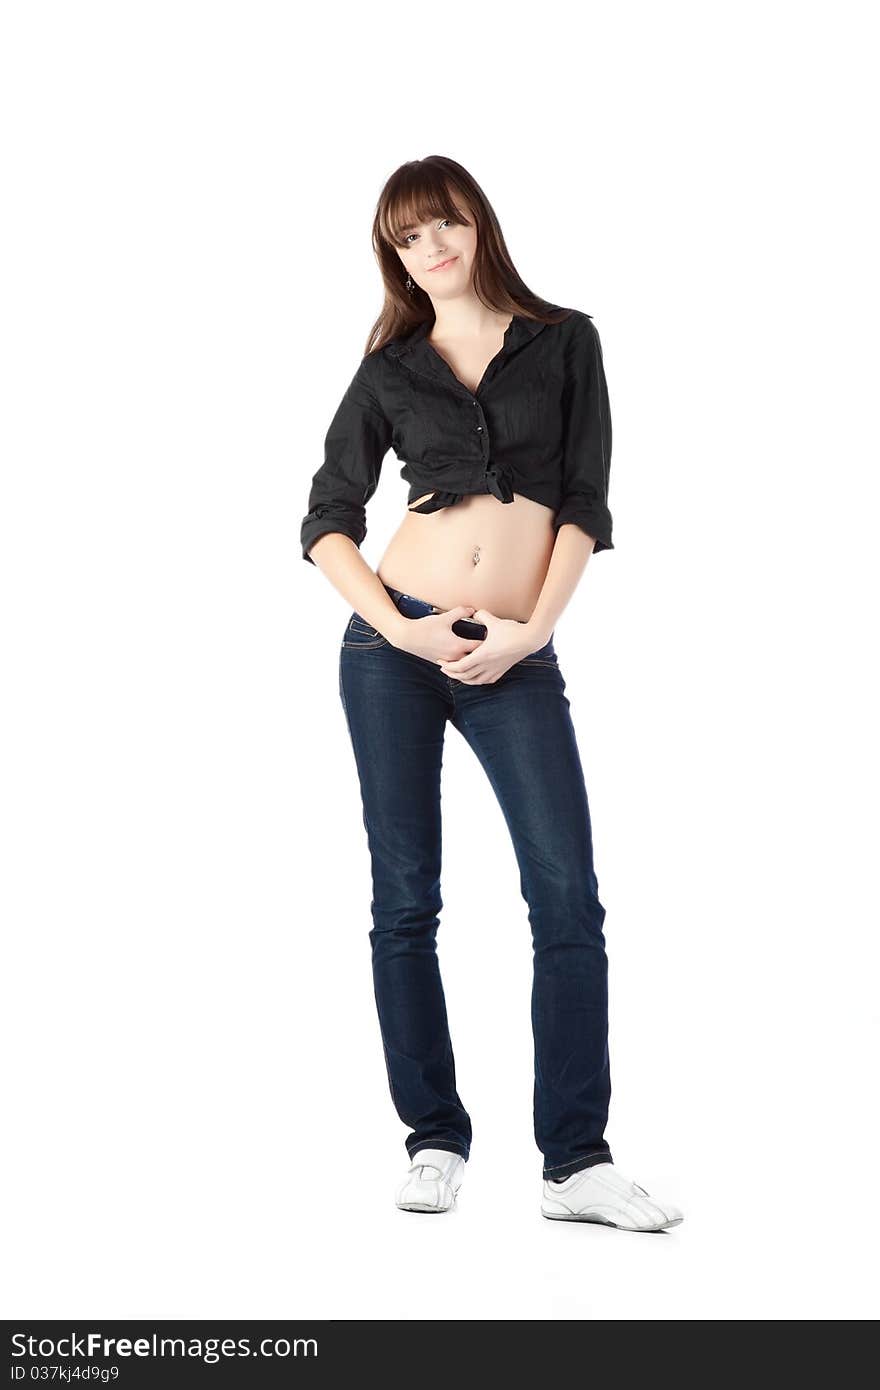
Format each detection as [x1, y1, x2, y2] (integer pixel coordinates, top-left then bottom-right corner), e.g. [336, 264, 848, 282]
[406, 274, 415, 295]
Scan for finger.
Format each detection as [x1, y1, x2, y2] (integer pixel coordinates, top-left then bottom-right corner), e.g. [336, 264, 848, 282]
[442, 654, 481, 673]
[441, 668, 486, 682]
[441, 642, 484, 669]
[441, 662, 487, 680]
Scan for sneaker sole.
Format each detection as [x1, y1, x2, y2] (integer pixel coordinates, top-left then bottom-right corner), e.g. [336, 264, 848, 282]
[396, 1188, 461, 1213]
[542, 1210, 683, 1231]
[397, 1202, 454, 1213]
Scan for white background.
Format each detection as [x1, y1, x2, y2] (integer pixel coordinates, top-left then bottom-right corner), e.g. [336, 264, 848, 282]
[2, 0, 878, 1321]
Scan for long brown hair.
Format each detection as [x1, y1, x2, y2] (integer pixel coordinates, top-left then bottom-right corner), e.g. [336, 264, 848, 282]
[365, 155, 573, 356]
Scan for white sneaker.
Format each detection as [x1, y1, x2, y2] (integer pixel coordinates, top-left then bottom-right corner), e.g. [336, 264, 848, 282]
[542, 1162, 683, 1231]
[396, 1148, 466, 1213]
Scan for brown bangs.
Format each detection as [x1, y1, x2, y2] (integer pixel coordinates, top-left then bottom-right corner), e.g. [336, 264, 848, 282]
[380, 169, 472, 248]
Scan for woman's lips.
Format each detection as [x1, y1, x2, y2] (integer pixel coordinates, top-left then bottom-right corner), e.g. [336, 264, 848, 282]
[428, 256, 458, 272]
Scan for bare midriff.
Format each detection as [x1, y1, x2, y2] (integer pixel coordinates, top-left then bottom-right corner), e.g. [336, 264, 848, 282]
[376, 491, 557, 624]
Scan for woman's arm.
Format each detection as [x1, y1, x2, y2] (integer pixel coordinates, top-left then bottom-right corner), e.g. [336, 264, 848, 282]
[308, 532, 409, 642]
[521, 312, 612, 644]
[522, 524, 597, 647]
[302, 354, 413, 639]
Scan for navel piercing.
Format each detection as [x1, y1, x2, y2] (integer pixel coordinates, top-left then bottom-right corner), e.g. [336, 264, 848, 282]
[472, 545, 481, 566]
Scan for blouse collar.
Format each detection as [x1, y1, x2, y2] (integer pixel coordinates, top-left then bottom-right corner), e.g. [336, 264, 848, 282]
[386, 312, 548, 362]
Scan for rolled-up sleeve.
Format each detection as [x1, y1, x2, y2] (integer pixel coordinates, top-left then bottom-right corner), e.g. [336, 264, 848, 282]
[301, 356, 392, 564]
[553, 315, 614, 552]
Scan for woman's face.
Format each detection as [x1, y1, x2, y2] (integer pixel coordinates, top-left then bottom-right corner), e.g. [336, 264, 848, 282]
[394, 205, 478, 303]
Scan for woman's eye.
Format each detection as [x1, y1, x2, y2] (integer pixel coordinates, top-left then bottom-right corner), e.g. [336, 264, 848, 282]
[403, 218, 453, 246]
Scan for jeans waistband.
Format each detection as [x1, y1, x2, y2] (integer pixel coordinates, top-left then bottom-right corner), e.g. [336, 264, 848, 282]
[383, 583, 443, 620]
[382, 582, 543, 633]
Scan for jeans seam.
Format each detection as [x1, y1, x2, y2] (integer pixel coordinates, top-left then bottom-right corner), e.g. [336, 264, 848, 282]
[544, 1151, 611, 1172]
[408, 1142, 468, 1158]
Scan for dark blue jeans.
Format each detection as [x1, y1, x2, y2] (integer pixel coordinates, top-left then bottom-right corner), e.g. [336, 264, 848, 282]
[338, 585, 613, 1181]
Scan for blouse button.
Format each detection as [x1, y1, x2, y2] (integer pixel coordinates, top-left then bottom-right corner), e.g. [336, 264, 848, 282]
[475, 425, 483, 432]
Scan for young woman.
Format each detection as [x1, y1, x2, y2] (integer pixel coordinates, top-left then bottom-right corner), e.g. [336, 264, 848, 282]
[301, 156, 682, 1232]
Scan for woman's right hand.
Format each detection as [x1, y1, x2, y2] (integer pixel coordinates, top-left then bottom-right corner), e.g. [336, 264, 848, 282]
[393, 606, 485, 665]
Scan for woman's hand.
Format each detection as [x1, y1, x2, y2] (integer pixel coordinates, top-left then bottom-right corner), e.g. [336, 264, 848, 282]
[439, 608, 540, 684]
[393, 606, 485, 665]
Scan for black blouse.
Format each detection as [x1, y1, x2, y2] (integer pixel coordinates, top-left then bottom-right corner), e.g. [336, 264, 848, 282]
[301, 306, 613, 563]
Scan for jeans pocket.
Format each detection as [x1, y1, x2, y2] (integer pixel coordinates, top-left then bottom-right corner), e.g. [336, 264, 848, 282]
[520, 635, 559, 667]
[342, 612, 390, 649]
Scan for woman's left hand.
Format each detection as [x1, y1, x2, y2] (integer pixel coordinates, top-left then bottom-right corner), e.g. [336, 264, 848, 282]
[438, 609, 539, 684]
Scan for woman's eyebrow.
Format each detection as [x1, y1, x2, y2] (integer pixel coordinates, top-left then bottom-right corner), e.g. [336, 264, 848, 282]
[398, 215, 446, 233]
